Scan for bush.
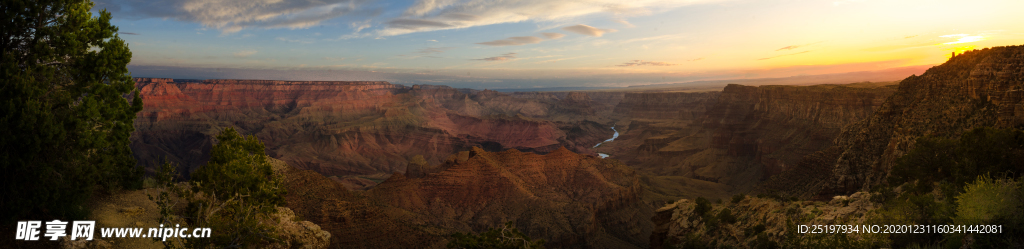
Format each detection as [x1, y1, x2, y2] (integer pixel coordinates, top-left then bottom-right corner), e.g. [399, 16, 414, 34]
[731, 194, 746, 204]
[694, 197, 713, 217]
[717, 208, 736, 224]
[953, 176, 1024, 248]
[190, 127, 285, 208]
[151, 127, 288, 248]
[448, 221, 545, 249]
[891, 127, 1024, 196]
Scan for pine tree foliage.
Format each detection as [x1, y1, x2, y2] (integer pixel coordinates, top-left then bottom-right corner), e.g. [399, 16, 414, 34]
[1, 0, 142, 221]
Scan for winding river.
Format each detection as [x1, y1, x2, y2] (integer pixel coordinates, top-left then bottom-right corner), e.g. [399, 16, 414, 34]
[593, 127, 618, 158]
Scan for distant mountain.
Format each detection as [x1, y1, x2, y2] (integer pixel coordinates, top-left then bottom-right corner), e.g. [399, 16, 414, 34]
[623, 65, 930, 92]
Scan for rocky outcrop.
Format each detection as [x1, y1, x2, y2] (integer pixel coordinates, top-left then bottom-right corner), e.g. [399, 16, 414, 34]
[764, 45, 1024, 197]
[650, 192, 879, 248]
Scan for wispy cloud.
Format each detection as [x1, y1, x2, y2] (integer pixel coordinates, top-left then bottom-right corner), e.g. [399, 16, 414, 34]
[535, 56, 588, 64]
[276, 37, 314, 44]
[612, 18, 635, 28]
[118, 32, 140, 35]
[477, 36, 543, 46]
[562, 24, 616, 37]
[233, 50, 258, 58]
[904, 35, 918, 39]
[386, 18, 453, 30]
[757, 51, 811, 60]
[93, 0, 364, 34]
[776, 41, 824, 51]
[415, 47, 452, 54]
[616, 60, 675, 67]
[475, 53, 517, 61]
[941, 34, 985, 44]
[541, 32, 566, 39]
[375, 0, 725, 37]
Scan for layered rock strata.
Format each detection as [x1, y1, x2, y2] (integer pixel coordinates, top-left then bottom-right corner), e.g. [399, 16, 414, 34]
[764, 45, 1024, 197]
[599, 83, 895, 203]
[132, 79, 614, 189]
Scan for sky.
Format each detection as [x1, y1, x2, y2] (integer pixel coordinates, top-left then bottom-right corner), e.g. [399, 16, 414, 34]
[92, 0, 1024, 89]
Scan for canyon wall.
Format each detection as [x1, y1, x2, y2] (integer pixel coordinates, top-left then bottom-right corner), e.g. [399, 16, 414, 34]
[132, 79, 614, 189]
[600, 83, 895, 203]
[763, 45, 1024, 197]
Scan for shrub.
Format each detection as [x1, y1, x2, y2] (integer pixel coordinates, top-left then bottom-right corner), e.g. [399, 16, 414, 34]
[448, 221, 545, 249]
[717, 208, 736, 224]
[694, 197, 713, 217]
[151, 127, 288, 248]
[731, 194, 746, 204]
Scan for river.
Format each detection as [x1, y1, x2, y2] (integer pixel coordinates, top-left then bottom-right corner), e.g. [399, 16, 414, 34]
[593, 127, 618, 158]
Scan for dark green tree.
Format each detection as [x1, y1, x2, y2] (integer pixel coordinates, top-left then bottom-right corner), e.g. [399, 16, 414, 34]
[1, 0, 141, 221]
[190, 127, 286, 208]
[152, 127, 288, 248]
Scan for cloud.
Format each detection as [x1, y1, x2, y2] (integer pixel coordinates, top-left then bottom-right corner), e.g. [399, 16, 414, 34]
[776, 41, 824, 51]
[417, 47, 453, 54]
[616, 60, 675, 67]
[757, 51, 811, 60]
[386, 18, 453, 30]
[400, 47, 454, 59]
[475, 53, 517, 61]
[541, 32, 566, 39]
[942, 34, 985, 44]
[612, 18, 635, 28]
[477, 36, 543, 46]
[92, 0, 364, 33]
[904, 35, 918, 39]
[375, 0, 724, 36]
[562, 24, 616, 37]
[276, 37, 314, 44]
[233, 50, 257, 58]
[118, 32, 140, 35]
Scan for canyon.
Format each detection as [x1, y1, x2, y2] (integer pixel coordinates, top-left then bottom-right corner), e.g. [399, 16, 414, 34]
[132, 78, 618, 190]
[129, 60, 941, 247]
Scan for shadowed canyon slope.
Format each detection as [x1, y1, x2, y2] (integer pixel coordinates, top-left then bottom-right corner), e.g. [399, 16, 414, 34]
[283, 147, 652, 249]
[764, 45, 1024, 198]
[595, 82, 897, 203]
[132, 78, 621, 189]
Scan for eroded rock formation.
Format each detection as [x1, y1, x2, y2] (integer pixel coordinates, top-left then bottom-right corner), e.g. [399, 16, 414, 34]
[764, 45, 1024, 197]
[599, 83, 895, 203]
[131, 79, 615, 189]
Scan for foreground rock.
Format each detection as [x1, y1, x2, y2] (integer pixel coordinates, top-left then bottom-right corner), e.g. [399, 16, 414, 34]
[651, 192, 880, 248]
